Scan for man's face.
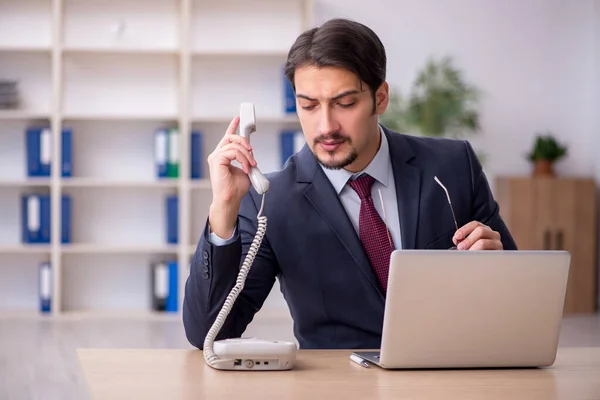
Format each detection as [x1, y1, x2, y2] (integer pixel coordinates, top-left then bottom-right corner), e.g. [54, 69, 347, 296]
[293, 65, 388, 172]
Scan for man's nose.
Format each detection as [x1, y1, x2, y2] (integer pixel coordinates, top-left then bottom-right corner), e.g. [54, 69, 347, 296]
[317, 109, 340, 135]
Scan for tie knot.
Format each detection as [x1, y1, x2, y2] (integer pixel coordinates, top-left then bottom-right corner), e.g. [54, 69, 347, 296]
[349, 174, 375, 200]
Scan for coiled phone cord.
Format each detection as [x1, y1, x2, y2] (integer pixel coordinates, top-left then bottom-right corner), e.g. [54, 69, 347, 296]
[203, 193, 267, 368]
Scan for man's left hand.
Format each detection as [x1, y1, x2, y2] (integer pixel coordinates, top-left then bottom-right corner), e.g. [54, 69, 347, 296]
[453, 221, 503, 250]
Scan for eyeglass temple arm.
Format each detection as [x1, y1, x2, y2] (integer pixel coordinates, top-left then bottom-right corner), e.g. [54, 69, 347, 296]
[434, 176, 460, 232]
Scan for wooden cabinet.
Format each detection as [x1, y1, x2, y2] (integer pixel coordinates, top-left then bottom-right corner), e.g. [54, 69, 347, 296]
[495, 177, 598, 314]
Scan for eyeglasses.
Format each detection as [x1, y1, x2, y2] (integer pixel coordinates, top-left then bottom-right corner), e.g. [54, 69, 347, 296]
[434, 176, 460, 250]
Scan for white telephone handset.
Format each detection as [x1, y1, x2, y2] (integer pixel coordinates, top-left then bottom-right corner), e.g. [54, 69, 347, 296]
[202, 103, 298, 371]
[238, 102, 270, 195]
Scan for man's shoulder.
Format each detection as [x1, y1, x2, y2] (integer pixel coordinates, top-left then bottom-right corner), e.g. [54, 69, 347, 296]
[385, 128, 476, 170]
[393, 131, 468, 155]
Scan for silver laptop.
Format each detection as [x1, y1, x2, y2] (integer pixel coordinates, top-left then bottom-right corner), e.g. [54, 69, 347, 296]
[353, 250, 570, 369]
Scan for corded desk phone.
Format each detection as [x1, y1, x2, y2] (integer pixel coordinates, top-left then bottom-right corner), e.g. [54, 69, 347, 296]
[202, 103, 298, 371]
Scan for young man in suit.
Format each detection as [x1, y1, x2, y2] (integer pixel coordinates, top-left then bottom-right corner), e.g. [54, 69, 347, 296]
[183, 18, 518, 350]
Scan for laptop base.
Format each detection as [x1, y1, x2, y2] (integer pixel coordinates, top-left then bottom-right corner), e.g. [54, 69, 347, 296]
[352, 351, 382, 367]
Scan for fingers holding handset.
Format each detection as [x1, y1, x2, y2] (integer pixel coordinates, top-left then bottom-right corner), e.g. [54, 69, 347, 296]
[207, 115, 259, 238]
[213, 116, 257, 173]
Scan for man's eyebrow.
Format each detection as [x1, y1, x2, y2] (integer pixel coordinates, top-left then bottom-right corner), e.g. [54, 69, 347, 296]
[296, 90, 360, 102]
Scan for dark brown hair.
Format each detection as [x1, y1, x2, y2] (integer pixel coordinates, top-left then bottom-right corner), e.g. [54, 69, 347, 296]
[284, 18, 387, 109]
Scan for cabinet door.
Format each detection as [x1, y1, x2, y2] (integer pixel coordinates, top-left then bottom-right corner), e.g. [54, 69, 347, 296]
[534, 178, 558, 251]
[555, 179, 597, 314]
[550, 179, 578, 313]
[497, 177, 598, 314]
[495, 178, 537, 250]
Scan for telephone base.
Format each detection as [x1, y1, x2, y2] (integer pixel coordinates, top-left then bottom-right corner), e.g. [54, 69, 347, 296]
[211, 337, 297, 371]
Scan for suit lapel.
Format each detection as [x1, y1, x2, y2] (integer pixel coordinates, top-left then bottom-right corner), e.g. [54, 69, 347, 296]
[296, 146, 383, 296]
[384, 127, 421, 250]
[294, 126, 422, 295]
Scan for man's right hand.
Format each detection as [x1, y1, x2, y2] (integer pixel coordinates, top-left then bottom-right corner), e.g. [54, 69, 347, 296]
[207, 116, 257, 239]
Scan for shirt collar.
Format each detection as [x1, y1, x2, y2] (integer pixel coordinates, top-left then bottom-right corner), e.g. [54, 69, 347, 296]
[320, 125, 390, 195]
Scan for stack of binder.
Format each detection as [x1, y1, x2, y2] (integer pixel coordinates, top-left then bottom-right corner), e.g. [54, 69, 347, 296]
[26, 127, 72, 177]
[154, 129, 204, 179]
[21, 194, 71, 244]
[0, 80, 19, 109]
[151, 261, 178, 312]
[154, 128, 179, 178]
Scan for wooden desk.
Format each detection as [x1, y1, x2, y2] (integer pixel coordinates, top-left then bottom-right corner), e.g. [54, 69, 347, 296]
[78, 347, 600, 399]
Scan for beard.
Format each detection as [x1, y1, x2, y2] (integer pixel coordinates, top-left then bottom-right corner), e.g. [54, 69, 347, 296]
[312, 131, 358, 170]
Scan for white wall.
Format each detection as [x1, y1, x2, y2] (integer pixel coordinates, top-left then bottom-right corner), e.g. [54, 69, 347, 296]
[315, 0, 597, 182]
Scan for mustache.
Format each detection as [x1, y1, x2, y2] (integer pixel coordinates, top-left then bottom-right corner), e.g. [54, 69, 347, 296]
[314, 132, 351, 144]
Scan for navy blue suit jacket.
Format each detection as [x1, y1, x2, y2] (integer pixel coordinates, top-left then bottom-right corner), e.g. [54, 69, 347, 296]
[183, 126, 518, 350]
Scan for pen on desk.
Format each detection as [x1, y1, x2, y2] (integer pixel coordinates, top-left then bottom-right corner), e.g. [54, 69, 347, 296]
[350, 354, 370, 368]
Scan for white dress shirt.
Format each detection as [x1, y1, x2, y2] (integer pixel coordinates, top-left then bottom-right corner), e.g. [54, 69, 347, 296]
[209, 125, 402, 250]
[318, 125, 402, 250]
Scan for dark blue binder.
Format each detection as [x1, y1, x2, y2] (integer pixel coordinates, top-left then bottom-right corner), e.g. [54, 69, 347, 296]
[22, 194, 71, 244]
[26, 128, 39, 176]
[190, 131, 203, 179]
[39, 262, 51, 313]
[166, 195, 178, 244]
[39, 194, 51, 244]
[22, 195, 42, 243]
[166, 260, 178, 312]
[26, 127, 51, 177]
[61, 128, 72, 177]
[283, 68, 296, 113]
[61, 195, 71, 243]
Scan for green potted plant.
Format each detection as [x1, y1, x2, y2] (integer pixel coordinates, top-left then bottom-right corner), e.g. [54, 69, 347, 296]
[380, 56, 482, 139]
[526, 133, 568, 177]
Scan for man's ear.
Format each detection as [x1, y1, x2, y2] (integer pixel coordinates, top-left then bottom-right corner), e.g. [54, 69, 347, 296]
[375, 82, 389, 115]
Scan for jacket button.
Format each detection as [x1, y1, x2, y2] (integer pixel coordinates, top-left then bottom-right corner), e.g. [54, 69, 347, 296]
[203, 250, 209, 259]
[202, 272, 209, 280]
[203, 258, 209, 266]
[203, 266, 209, 273]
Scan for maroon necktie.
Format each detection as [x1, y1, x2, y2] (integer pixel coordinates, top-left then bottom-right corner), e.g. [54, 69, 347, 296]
[349, 174, 395, 293]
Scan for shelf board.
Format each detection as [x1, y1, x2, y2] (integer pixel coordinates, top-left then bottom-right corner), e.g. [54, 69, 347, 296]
[0, 178, 52, 187]
[189, 179, 211, 190]
[192, 115, 299, 124]
[0, 244, 51, 255]
[62, 47, 179, 56]
[0, 45, 51, 53]
[62, 113, 178, 122]
[61, 178, 179, 189]
[192, 49, 289, 57]
[61, 243, 179, 255]
[0, 110, 50, 120]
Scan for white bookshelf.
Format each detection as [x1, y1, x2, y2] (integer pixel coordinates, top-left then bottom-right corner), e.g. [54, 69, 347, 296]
[0, 0, 312, 319]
